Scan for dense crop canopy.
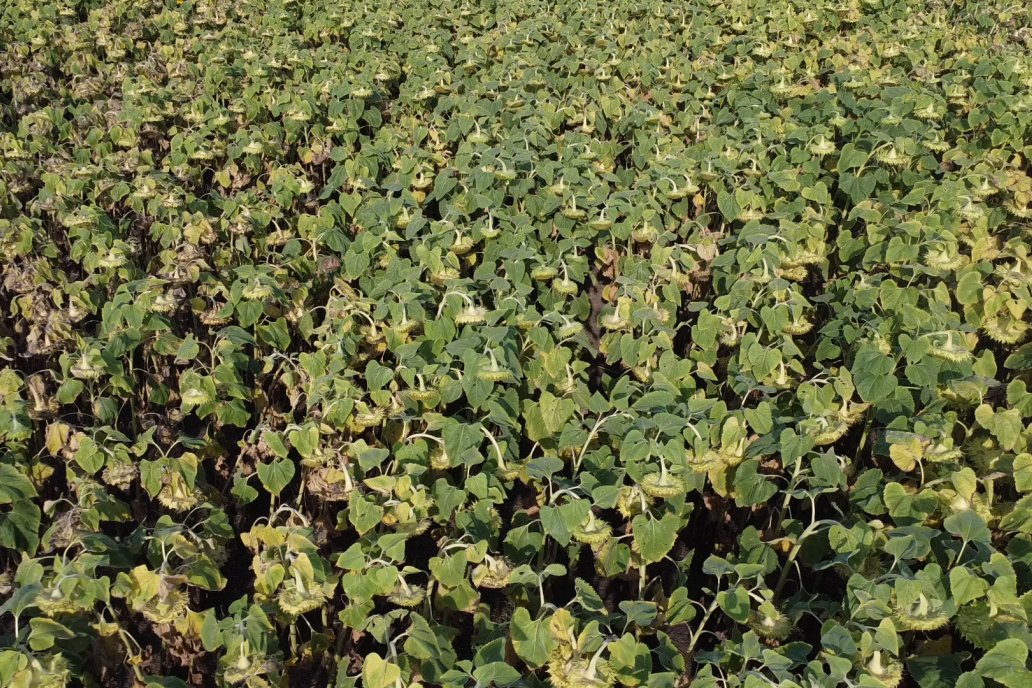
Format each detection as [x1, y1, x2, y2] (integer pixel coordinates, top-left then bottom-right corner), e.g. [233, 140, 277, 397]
[2, 0, 1032, 686]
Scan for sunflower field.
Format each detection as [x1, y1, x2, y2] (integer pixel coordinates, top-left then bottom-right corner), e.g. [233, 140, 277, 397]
[2, 0, 1032, 686]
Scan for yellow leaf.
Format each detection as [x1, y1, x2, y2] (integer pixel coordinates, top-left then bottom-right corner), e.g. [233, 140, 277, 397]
[362, 653, 401, 688]
[548, 608, 575, 645]
[130, 566, 161, 602]
[45, 422, 70, 456]
[889, 438, 922, 472]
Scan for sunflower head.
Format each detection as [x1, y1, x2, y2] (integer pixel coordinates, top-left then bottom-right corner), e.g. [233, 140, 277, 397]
[386, 583, 426, 608]
[892, 593, 953, 632]
[639, 472, 686, 499]
[472, 557, 513, 589]
[455, 305, 489, 325]
[749, 605, 792, 641]
[865, 651, 904, 688]
[572, 514, 613, 546]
